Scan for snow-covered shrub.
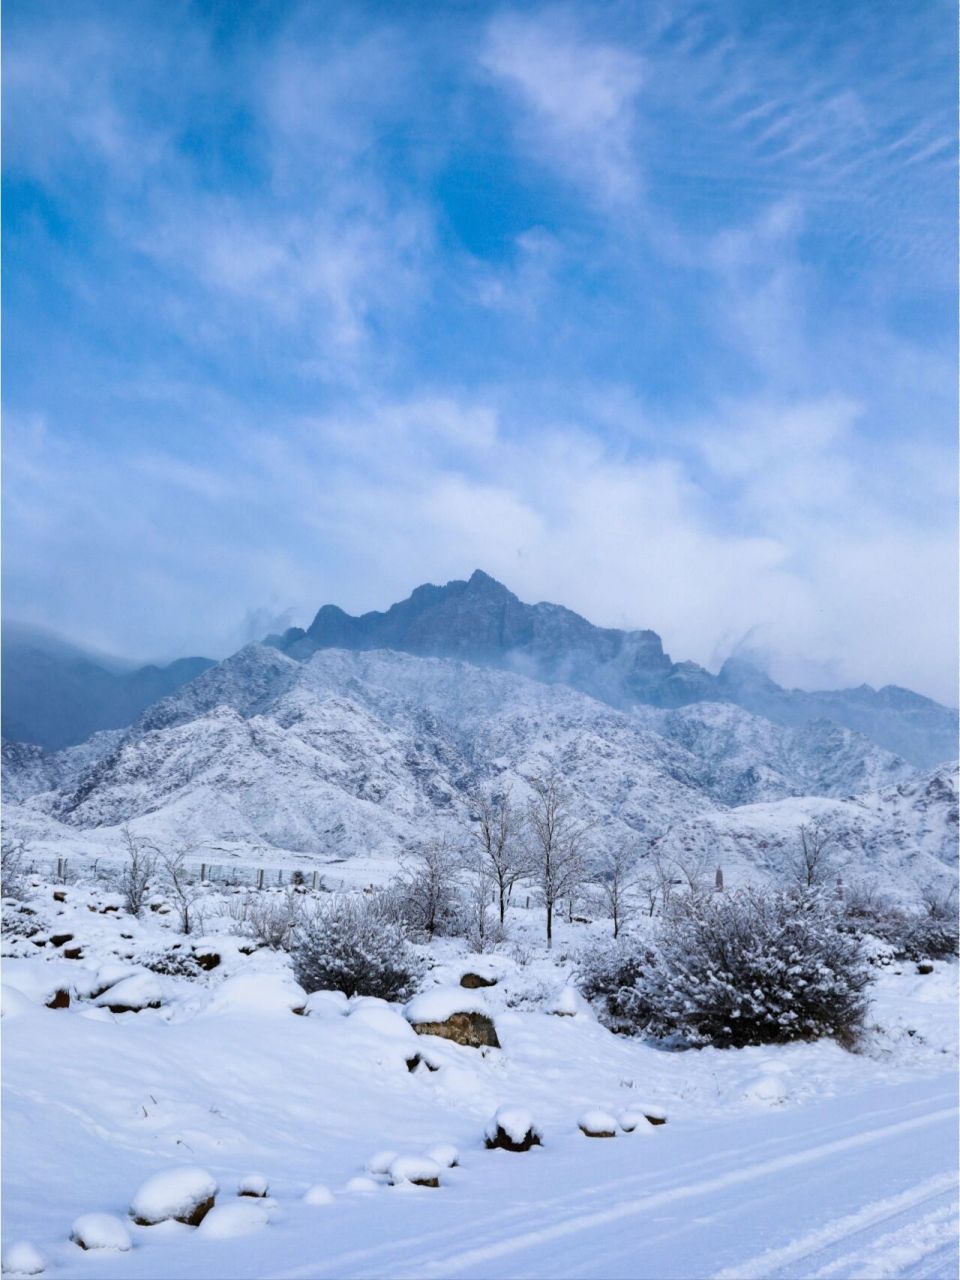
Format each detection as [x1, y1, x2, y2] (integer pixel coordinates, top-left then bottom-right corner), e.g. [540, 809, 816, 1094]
[292, 895, 421, 1001]
[1, 841, 28, 902]
[644, 888, 872, 1050]
[577, 935, 656, 1033]
[243, 890, 304, 950]
[392, 841, 463, 939]
[118, 827, 156, 917]
[139, 946, 201, 978]
[839, 883, 959, 962]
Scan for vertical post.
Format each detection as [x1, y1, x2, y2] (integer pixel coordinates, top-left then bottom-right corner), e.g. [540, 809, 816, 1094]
[715, 866, 724, 892]
[278, 869, 283, 886]
[257, 868, 265, 890]
[56, 857, 64, 881]
[312, 871, 318, 891]
[200, 863, 207, 883]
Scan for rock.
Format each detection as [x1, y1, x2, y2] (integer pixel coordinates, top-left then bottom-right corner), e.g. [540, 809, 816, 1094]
[45, 989, 70, 1010]
[424, 1143, 459, 1168]
[917, 961, 935, 975]
[484, 1106, 542, 1152]
[52, 891, 66, 903]
[303, 1184, 334, 1206]
[409, 1011, 500, 1048]
[388, 1155, 441, 1188]
[578, 1109, 618, 1138]
[94, 975, 163, 1014]
[130, 1166, 218, 1227]
[49, 934, 73, 948]
[405, 1053, 440, 1073]
[1, 1241, 46, 1275]
[193, 950, 221, 971]
[237, 1173, 268, 1198]
[63, 947, 83, 960]
[643, 1107, 668, 1126]
[460, 972, 497, 989]
[70, 1213, 132, 1252]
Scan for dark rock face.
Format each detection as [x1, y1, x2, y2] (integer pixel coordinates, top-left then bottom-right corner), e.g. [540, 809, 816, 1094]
[460, 973, 497, 989]
[485, 1125, 541, 1153]
[410, 1010, 501, 1049]
[269, 572, 957, 768]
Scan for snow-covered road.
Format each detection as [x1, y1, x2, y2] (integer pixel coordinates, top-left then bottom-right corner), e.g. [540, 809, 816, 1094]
[18, 1073, 953, 1280]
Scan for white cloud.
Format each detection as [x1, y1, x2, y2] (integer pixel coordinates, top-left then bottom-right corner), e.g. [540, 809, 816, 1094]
[479, 12, 644, 203]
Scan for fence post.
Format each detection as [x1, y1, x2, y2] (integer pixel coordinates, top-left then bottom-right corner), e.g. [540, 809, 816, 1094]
[56, 857, 64, 881]
[277, 869, 283, 886]
[312, 871, 318, 891]
[257, 868, 264, 890]
[200, 863, 207, 883]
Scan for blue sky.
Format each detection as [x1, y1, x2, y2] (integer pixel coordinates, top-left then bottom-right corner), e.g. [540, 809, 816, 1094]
[3, 0, 956, 702]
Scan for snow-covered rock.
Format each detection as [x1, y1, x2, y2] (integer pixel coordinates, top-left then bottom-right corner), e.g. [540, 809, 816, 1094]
[302, 1184, 334, 1206]
[484, 1106, 542, 1152]
[70, 1213, 132, 1252]
[93, 973, 163, 1014]
[238, 1173, 268, 1198]
[424, 1143, 459, 1169]
[388, 1155, 442, 1188]
[130, 1166, 218, 1226]
[1, 1241, 45, 1275]
[578, 1108, 618, 1137]
[405, 987, 500, 1048]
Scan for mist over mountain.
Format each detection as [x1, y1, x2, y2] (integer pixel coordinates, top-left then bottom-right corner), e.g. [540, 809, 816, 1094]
[268, 571, 957, 769]
[1, 623, 214, 750]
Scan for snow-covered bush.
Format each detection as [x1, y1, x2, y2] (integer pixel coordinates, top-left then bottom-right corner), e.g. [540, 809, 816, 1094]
[118, 827, 156, 917]
[292, 895, 421, 1001]
[644, 888, 872, 1049]
[139, 946, 201, 978]
[392, 841, 463, 939]
[241, 890, 304, 950]
[839, 882, 959, 962]
[577, 935, 656, 1033]
[1, 841, 28, 902]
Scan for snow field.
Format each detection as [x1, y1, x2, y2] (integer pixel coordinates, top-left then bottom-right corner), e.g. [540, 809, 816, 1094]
[2, 868, 958, 1278]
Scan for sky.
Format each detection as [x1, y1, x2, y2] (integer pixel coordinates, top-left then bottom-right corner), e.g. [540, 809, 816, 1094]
[2, 0, 957, 703]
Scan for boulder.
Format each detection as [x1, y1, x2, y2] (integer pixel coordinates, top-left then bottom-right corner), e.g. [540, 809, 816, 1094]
[237, 1173, 268, 1198]
[409, 1011, 500, 1049]
[70, 1213, 131, 1252]
[388, 1155, 441, 1188]
[578, 1109, 618, 1138]
[45, 989, 70, 1010]
[484, 1106, 542, 1152]
[460, 972, 497, 989]
[405, 988, 500, 1048]
[917, 961, 935, 975]
[130, 1166, 217, 1227]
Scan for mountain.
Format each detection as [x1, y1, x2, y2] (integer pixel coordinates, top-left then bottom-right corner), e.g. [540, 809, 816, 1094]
[4, 645, 952, 895]
[268, 572, 957, 768]
[1, 623, 215, 750]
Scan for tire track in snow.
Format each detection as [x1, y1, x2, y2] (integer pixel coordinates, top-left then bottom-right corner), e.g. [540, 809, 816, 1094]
[712, 1172, 958, 1278]
[407, 1107, 957, 1279]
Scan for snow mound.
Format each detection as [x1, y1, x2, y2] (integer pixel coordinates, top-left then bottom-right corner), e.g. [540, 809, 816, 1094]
[303, 990, 349, 1017]
[485, 1106, 541, 1145]
[578, 1108, 618, 1137]
[618, 1109, 654, 1134]
[424, 1143, 459, 1169]
[207, 973, 307, 1015]
[551, 986, 592, 1018]
[388, 1155, 442, 1187]
[343, 1176, 378, 1193]
[1, 1242, 45, 1275]
[130, 1166, 218, 1226]
[365, 1150, 399, 1177]
[1, 986, 34, 1019]
[197, 1199, 269, 1239]
[94, 974, 163, 1013]
[238, 1173, 268, 1197]
[348, 1003, 415, 1039]
[70, 1213, 132, 1252]
[404, 987, 488, 1023]
[302, 1184, 334, 1206]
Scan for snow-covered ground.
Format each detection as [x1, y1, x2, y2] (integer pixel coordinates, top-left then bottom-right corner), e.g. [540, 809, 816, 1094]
[2, 872, 958, 1279]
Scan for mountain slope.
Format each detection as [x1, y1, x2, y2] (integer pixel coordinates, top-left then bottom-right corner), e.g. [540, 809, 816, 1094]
[268, 571, 957, 768]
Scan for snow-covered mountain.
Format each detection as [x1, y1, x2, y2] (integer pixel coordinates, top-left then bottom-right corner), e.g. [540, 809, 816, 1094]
[269, 571, 958, 769]
[4, 645, 955, 893]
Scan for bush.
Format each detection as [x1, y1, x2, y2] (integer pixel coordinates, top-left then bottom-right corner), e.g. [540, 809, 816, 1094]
[643, 888, 872, 1049]
[839, 882, 959, 962]
[241, 890, 304, 950]
[577, 935, 656, 1033]
[291, 895, 421, 1000]
[1, 841, 28, 901]
[140, 947, 202, 978]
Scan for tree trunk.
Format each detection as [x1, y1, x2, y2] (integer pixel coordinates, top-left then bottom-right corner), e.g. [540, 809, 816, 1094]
[546, 901, 553, 948]
[499, 884, 506, 925]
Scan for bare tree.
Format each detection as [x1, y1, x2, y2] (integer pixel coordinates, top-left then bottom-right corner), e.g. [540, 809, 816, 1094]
[118, 825, 156, 917]
[666, 847, 711, 893]
[591, 846, 637, 938]
[792, 818, 836, 888]
[159, 844, 206, 934]
[465, 786, 527, 924]
[395, 838, 461, 939]
[459, 846, 504, 952]
[526, 774, 590, 948]
[1, 839, 28, 901]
